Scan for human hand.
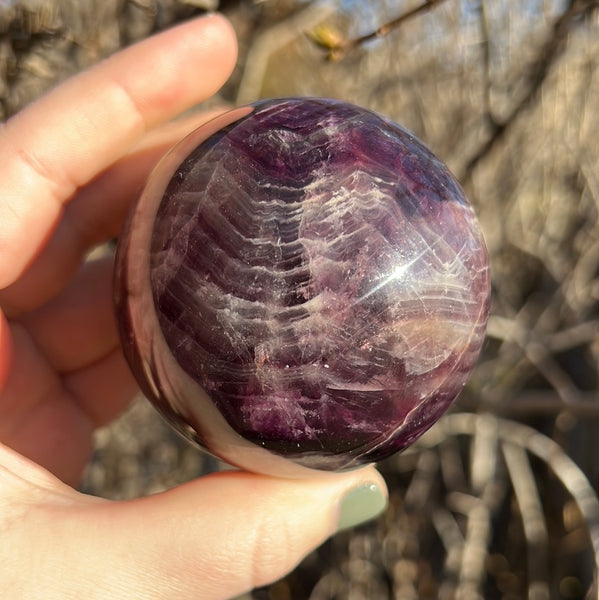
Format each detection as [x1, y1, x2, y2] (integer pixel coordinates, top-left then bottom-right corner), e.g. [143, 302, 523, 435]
[0, 14, 387, 599]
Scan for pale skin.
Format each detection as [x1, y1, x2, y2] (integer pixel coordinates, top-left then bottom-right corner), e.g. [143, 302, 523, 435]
[0, 14, 387, 600]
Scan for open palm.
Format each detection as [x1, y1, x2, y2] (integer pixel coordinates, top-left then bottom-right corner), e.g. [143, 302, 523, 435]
[0, 16, 386, 599]
[0, 17, 238, 485]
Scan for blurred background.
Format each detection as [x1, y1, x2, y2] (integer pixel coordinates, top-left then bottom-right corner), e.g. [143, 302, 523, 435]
[2, 0, 599, 598]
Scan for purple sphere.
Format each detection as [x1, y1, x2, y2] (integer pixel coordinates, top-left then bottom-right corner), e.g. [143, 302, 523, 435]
[115, 98, 491, 477]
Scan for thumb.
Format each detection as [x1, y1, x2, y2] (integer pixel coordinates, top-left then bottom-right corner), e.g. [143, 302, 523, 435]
[3, 450, 387, 600]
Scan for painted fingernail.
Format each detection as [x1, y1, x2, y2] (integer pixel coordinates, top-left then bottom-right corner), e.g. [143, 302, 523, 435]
[337, 483, 387, 531]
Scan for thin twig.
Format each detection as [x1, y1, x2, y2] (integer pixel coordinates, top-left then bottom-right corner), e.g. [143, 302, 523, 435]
[473, 390, 599, 417]
[486, 315, 583, 405]
[502, 442, 550, 599]
[456, 499, 491, 600]
[310, 0, 451, 60]
[237, 2, 336, 103]
[403, 449, 439, 511]
[439, 413, 599, 593]
[433, 507, 464, 598]
[479, 0, 499, 129]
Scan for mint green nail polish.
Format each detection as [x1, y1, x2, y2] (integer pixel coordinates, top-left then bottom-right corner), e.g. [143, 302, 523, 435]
[337, 483, 387, 531]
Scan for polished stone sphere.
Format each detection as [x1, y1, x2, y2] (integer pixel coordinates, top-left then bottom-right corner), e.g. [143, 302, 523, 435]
[115, 98, 491, 477]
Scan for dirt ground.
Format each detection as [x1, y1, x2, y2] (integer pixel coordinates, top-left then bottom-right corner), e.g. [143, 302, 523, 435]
[2, 1, 599, 598]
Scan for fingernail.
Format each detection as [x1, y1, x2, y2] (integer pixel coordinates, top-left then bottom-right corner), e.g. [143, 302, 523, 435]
[337, 483, 387, 531]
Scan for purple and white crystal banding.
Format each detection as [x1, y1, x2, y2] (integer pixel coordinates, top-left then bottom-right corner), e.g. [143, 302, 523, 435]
[115, 98, 491, 475]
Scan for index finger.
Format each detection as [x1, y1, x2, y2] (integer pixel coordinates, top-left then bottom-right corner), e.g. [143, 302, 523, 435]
[0, 13, 237, 290]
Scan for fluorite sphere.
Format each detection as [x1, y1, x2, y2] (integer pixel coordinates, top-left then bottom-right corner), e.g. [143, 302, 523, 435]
[115, 97, 491, 477]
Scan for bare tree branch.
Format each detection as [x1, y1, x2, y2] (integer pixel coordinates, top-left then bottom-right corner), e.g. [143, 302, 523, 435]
[308, 0, 452, 61]
[462, 0, 599, 179]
